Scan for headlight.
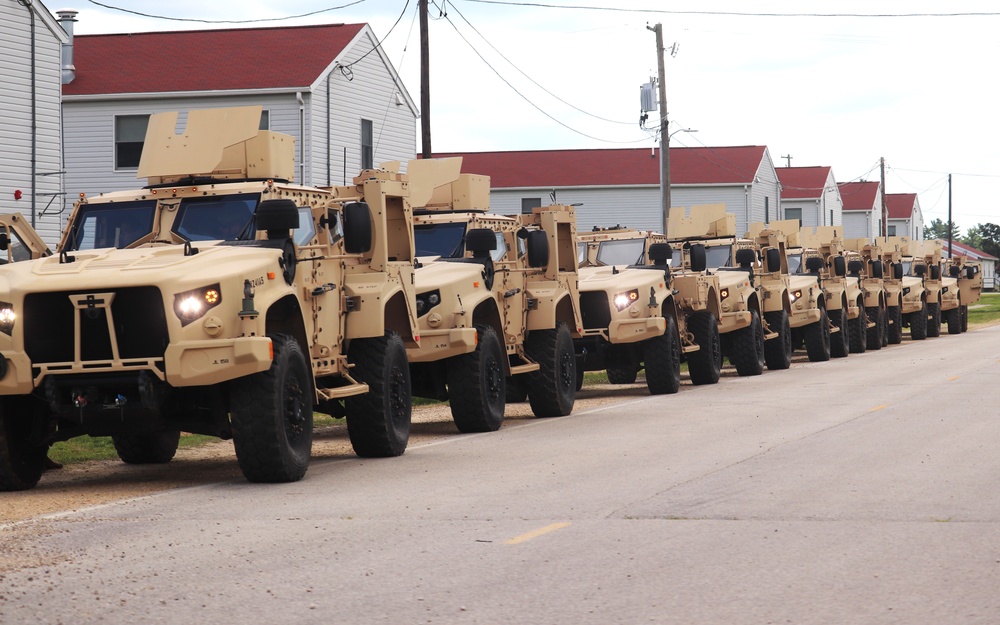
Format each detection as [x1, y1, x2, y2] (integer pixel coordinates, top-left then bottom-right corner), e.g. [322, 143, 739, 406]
[0, 302, 14, 335]
[789, 289, 802, 304]
[613, 289, 639, 311]
[720, 287, 730, 300]
[173, 284, 222, 326]
[416, 290, 441, 317]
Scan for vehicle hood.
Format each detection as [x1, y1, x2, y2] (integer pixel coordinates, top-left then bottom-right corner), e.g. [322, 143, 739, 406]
[578, 265, 668, 293]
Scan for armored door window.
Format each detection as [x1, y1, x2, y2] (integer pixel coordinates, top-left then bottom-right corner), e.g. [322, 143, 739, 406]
[491, 231, 507, 262]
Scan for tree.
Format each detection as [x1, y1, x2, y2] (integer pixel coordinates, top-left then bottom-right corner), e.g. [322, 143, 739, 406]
[923, 218, 961, 240]
[963, 223, 1000, 258]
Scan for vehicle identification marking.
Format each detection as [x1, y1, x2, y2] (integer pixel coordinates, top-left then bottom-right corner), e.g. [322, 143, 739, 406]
[506, 522, 571, 545]
[249, 276, 265, 288]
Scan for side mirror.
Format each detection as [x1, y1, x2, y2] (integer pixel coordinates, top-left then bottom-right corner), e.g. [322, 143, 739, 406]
[343, 202, 373, 254]
[764, 248, 781, 273]
[688, 243, 707, 272]
[847, 260, 864, 277]
[892, 263, 904, 280]
[805, 256, 824, 274]
[914, 264, 927, 277]
[930, 265, 941, 280]
[465, 228, 497, 258]
[647, 242, 672, 266]
[966, 266, 977, 279]
[833, 256, 847, 277]
[734, 248, 756, 268]
[870, 260, 884, 279]
[0, 233, 9, 251]
[256, 199, 300, 240]
[526, 230, 549, 268]
[949, 265, 961, 278]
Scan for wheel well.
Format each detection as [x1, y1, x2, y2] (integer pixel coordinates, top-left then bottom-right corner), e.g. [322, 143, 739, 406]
[472, 298, 503, 339]
[265, 295, 308, 352]
[384, 290, 413, 342]
[555, 294, 576, 328]
[707, 287, 722, 319]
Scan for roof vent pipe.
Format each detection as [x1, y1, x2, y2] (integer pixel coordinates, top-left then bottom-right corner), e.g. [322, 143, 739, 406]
[56, 9, 78, 84]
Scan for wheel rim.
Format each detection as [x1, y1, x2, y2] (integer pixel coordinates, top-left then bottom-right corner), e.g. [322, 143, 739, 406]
[485, 353, 503, 406]
[283, 374, 307, 442]
[558, 347, 574, 391]
[389, 362, 409, 434]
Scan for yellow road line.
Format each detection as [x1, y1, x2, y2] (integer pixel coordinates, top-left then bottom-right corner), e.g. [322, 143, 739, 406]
[947, 376, 960, 381]
[506, 522, 571, 545]
[869, 404, 890, 412]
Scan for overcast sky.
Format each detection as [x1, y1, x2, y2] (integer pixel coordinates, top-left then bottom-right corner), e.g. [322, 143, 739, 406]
[65, 0, 1000, 234]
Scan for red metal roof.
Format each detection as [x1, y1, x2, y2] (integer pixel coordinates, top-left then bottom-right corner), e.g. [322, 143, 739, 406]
[63, 23, 365, 96]
[943, 239, 999, 260]
[839, 181, 880, 211]
[432, 146, 768, 188]
[885, 193, 917, 219]
[775, 166, 831, 199]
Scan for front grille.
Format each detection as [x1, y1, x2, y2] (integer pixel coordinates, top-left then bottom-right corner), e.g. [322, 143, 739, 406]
[580, 291, 612, 330]
[24, 287, 168, 364]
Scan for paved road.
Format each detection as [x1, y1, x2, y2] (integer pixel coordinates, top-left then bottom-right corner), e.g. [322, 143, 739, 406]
[3, 327, 1000, 624]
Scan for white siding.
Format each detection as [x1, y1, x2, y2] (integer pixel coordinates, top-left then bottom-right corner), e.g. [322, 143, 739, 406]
[843, 210, 877, 238]
[492, 186, 661, 232]
[0, 1, 67, 245]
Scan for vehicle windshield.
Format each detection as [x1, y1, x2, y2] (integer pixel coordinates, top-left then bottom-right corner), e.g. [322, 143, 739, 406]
[596, 239, 644, 266]
[0, 224, 35, 263]
[578, 242, 588, 267]
[704, 245, 733, 269]
[786, 252, 802, 274]
[414, 222, 467, 258]
[174, 194, 258, 242]
[67, 199, 157, 251]
[902, 260, 913, 275]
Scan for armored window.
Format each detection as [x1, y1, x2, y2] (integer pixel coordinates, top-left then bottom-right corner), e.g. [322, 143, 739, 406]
[596, 239, 645, 266]
[0, 225, 32, 263]
[67, 199, 157, 250]
[491, 232, 507, 262]
[361, 119, 373, 170]
[294, 207, 317, 246]
[114, 115, 150, 170]
[414, 222, 466, 258]
[174, 194, 259, 242]
[259, 110, 270, 130]
[521, 198, 541, 214]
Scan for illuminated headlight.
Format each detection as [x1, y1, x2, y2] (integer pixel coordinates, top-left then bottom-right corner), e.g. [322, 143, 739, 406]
[416, 290, 441, 317]
[613, 289, 639, 311]
[720, 287, 730, 300]
[173, 284, 222, 326]
[789, 289, 802, 304]
[902, 286, 911, 297]
[0, 302, 14, 335]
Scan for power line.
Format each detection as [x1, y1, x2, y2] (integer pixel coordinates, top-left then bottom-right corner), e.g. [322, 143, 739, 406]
[85, 0, 372, 24]
[459, 0, 1000, 18]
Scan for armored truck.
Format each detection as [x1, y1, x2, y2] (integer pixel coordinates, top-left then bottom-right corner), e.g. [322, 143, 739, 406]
[0, 106, 430, 490]
[408, 175, 582, 429]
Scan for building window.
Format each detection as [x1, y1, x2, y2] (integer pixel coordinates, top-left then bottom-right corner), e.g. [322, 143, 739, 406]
[521, 198, 541, 214]
[764, 197, 770, 223]
[361, 119, 373, 170]
[888, 225, 897, 236]
[115, 115, 150, 169]
[830, 209, 834, 226]
[259, 110, 270, 130]
[785, 207, 802, 225]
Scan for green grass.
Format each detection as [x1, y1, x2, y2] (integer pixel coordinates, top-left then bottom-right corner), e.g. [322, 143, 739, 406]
[967, 291, 1000, 326]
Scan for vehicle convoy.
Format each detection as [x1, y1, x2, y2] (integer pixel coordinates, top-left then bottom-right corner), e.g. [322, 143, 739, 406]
[575, 225, 721, 393]
[786, 227, 869, 356]
[409, 174, 582, 429]
[945, 254, 983, 333]
[747, 221, 832, 362]
[665, 205, 790, 378]
[0, 106, 435, 491]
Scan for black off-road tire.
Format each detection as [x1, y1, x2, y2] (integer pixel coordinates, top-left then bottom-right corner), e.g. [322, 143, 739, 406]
[112, 431, 181, 464]
[447, 325, 506, 433]
[643, 314, 681, 395]
[0, 396, 46, 491]
[687, 311, 722, 385]
[829, 308, 849, 358]
[864, 306, 884, 351]
[804, 307, 831, 362]
[960, 304, 969, 332]
[909, 300, 928, 340]
[575, 364, 584, 392]
[927, 302, 941, 337]
[345, 331, 412, 457]
[729, 310, 765, 376]
[880, 308, 889, 347]
[606, 366, 638, 385]
[763, 310, 792, 370]
[946, 307, 961, 335]
[231, 334, 314, 483]
[524, 323, 576, 418]
[505, 376, 528, 403]
[886, 305, 903, 344]
[848, 305, 867, 354]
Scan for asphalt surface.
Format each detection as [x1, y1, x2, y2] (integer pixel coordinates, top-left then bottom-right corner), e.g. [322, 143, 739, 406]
[2, 326, 999, 624]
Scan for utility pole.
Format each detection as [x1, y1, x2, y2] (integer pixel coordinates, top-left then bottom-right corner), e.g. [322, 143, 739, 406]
[648, 23, 669, 234]
[781, 154, 793, 168]
[947, 173, 953, 257]
[419, 0, 431, 158]
[880, 157, 887, 240]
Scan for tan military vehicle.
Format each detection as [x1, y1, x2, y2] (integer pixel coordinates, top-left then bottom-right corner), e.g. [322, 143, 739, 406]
[748, 221, 832, 362]
[843, 238, 889, 350]
[667, 206, 786, 377]
[788, 227, 869, 356]
[0, 106, 433, 490]
[891, 237, 934, 339]
[409, 178, 582, 429]
[575, 225, 722, 392]
[945, 254, 983, 333]
[876, 239, 907, 344]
